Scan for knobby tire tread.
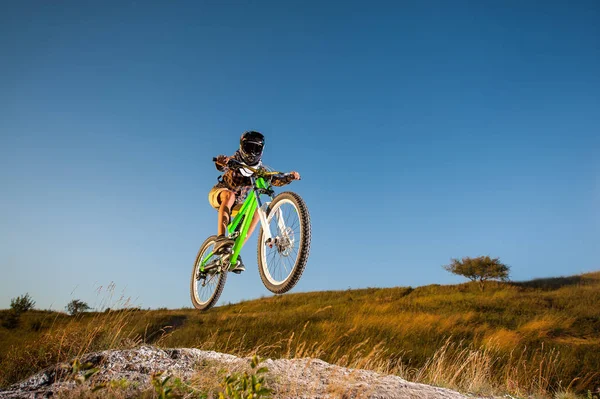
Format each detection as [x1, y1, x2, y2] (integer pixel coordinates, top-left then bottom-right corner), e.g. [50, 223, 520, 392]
[257, 192, 311, 294]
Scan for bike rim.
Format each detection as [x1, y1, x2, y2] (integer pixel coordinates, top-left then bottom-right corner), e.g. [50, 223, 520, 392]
[261, 199, 302, 285]
[193, 241, 221, 305]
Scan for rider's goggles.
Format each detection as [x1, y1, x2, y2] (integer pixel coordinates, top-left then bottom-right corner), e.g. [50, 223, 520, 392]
[242, 141, 264, 156]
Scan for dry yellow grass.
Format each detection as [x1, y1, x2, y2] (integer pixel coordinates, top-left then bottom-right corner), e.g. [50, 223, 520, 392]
[484, 328, 522, 351]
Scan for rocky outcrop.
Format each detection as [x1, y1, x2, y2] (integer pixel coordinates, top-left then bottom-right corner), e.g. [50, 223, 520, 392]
[0, 346, 489, 398]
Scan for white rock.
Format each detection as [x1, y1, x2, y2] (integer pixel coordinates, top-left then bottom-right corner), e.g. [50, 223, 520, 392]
[0, 346, 492, 399]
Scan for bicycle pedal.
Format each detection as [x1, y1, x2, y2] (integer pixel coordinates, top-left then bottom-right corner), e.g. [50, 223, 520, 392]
[231, 264, 245, 274]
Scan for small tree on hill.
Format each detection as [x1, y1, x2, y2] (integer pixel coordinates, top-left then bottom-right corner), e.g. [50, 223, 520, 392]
[443, 256, 510, 291]
[66, 299, 91, 316]
[10, 293, 35, 314]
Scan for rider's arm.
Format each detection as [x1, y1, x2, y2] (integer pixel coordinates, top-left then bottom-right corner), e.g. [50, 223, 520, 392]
[271, 172, 299, 187]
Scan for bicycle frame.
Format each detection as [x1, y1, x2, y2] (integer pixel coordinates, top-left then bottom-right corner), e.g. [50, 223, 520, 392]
[199, 176, 277, 272]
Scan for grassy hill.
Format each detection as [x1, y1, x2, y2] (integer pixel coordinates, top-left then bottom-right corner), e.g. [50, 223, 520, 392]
[1, 272, 599, 398]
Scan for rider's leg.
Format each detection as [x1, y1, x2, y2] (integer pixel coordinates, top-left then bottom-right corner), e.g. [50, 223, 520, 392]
[243, 211, 261, 246]
[214, 190, 236, 253]
[217, 190, 235, 235]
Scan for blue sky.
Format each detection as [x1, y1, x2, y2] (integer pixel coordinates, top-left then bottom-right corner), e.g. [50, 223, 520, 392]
[1, 1, 598, 311]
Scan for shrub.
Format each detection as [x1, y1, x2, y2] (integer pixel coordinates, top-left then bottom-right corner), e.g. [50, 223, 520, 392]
[10, 293, 35, 313]
[1, 311, 20, 329]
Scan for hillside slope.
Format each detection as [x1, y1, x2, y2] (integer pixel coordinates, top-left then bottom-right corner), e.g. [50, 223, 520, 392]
[1, 271, 599, 397]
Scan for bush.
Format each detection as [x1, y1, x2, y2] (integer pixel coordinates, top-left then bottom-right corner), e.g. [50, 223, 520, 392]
[10, 293, 35, 314]
[1, 311, 21, 329]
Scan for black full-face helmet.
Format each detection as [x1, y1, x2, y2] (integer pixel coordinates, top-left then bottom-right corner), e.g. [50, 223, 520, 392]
[239, 130, 265, 165]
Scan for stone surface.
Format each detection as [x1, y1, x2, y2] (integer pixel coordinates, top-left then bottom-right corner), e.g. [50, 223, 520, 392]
[0, 346, 491, 398]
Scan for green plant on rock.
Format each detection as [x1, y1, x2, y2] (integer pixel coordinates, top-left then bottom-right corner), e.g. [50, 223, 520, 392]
[108, 378, 130, 390]
[61, 358, 107, 393]
[151, 372, 181, 399]
[65, 358, 100, 385]
[219, 355, 272, 399]
[151, 372, 206, 399]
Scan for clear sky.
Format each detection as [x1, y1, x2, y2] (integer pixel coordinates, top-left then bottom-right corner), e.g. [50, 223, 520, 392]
[1, 1, 598, 311]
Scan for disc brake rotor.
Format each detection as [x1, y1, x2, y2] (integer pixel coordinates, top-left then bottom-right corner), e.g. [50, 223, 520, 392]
[277, 227, 295, 256]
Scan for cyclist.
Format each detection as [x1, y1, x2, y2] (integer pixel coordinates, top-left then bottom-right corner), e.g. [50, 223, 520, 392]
[209, 131, 300, 273]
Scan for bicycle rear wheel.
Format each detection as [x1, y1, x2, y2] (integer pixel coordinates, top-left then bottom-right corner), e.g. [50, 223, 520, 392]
[257, 192, 311, 294]
[190, 235, 227, 310]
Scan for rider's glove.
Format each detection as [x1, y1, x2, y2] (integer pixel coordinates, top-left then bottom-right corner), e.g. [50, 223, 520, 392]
[215, 155, 228, 171]
[271, 171, 299, 187]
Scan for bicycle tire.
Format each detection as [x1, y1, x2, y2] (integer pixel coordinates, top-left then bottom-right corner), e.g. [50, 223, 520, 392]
[190, 235, 227, 310]
[257, 192, 311, 294]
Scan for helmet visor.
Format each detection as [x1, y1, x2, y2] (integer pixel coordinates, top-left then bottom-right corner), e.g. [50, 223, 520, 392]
[242, 141, 264, 156]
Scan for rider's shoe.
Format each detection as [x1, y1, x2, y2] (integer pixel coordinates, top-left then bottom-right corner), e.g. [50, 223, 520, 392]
[231, 255, 245, 274]
[213, 235, 234, 254]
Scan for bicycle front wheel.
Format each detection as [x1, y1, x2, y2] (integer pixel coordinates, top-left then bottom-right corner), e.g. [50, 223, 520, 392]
[257, 192, 311, 294]
[190, 235, 227, 311]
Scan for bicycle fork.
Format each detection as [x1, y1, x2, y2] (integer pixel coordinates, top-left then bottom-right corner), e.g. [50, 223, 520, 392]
[254, 191, 288, 249]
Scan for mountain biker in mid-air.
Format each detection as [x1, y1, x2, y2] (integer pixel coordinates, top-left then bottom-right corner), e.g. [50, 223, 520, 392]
[208, 131, 301, 274]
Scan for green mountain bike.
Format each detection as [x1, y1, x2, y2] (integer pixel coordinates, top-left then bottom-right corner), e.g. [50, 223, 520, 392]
[190, 159, 311, 310]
